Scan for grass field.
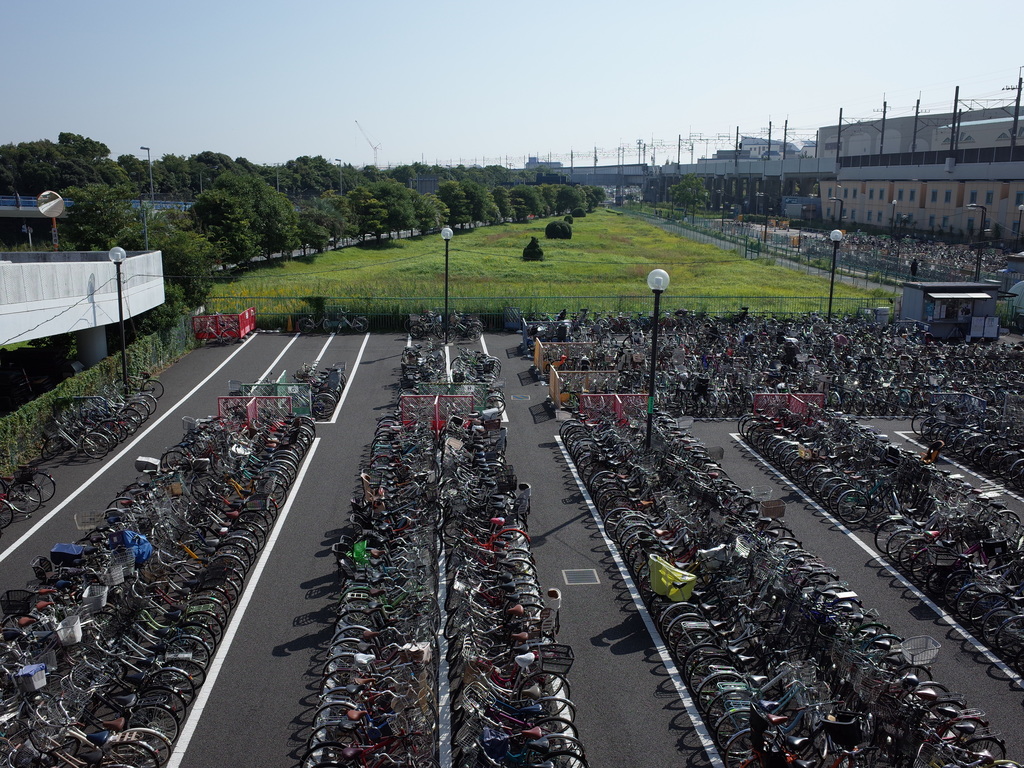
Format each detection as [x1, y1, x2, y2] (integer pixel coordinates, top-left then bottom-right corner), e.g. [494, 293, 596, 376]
[206, 209, 888, 318]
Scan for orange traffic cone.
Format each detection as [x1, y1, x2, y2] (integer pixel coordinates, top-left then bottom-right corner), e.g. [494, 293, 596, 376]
[286, 316, 293, 333]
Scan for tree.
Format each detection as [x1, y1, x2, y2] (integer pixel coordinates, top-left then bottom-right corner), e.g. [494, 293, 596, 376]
[461, 180, 499, 224]
[583, 185, 606, 211]
[190, 187, 260, 265]
[196, 172, 299, 258]
[346, 186, 388, 242]
[61, 183, 141, 250]
[669, 174, 709, 215]
[413, 194, 448, 235]
[367, 180, 417, 240]
[437, 180, 471, 227]
[491, 187, 512, 221]
[508, 186, 543, 221]
[545, 221, 572, 239]
[555, 186, 585, 215]
[522, 237, 544, 261]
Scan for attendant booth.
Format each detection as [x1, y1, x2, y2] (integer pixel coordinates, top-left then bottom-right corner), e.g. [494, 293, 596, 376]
[899, 283, 1000, 341]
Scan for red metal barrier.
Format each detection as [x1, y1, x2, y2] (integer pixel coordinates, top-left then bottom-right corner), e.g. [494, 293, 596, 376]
[193, 307, 257, 341]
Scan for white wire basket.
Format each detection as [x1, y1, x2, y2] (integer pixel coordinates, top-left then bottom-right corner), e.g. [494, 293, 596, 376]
[750, 486, 774, 501]
[900, 635, 941, 666]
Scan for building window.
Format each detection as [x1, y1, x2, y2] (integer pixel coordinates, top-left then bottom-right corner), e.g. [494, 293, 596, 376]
[850, 210, 856, 222]
[852, 189, 858, 199]
[942, 216, 949, 228]
[967, 217, 975, 232]
[909, 190, 916, 202]
[880, 188, 886, 199]
[944, 190, 952, 203]
[985, 191, 993, 205]
[843, 188, 848, 198]
[869, 189, 874, 200]
[930, 190, 937, 203]
[929, 215, 936, 228]
[969, 190, 977, 204]
[826, 186, 833, 198]
[897, 189, 904, 201]
[1016, 191, 1024, 205]
[867, 211, 873, 222]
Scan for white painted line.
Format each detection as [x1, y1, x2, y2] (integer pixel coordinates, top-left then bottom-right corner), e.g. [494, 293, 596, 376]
[0, 333, 259, 564]
[444, 344, 451, 381]
[328, 333, 370, 425]
[555, 435, 725, 768]
[893, 431, 1024, 503]
[312, 333, 336, 370]
[479, 335, 509, 423]
[730, 432, 1024, 690]
[436, 541, 452, 768]
[166, 438, 322, 768]
[257, 334, 299, 382]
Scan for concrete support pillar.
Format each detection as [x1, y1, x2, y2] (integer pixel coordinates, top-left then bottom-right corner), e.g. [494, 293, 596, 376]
[76, 326, 108, 368]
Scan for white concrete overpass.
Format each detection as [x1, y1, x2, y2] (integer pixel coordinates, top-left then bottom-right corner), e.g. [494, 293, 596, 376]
[0, 251, 165, 366]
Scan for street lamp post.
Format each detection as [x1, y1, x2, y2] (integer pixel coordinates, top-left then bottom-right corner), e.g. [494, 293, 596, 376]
[441, 227, 454, 344]
[890, 199, 898, 234]
[334, 159, 344, 195]
[108, 247, 130, 393]
[967, 203, 988, 280]
[1016, 204, 1024, 251]
[140, 147, 154, 200]
[826, 229, 844, 319]
[645, 269, 670, 452]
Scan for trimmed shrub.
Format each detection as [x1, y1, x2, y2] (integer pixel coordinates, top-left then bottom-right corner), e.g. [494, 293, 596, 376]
[571, 207, 586, 218]
[545, 221, 572, 240]
[564, 215, 574, 224]
[522, 236, 545, 261]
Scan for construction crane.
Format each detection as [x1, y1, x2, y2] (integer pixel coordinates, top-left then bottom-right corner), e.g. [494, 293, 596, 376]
[355, 121, 381, 166]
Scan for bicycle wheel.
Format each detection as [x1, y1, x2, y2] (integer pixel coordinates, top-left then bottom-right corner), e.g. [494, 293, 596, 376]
[5, 481, 42, 514]
[104, 738, 162, 768]
[81, 430, 114, 459]
[834, 489, 870, 525]
[23, 470, 56, 502]
[140, 378, 165, 399]
[350, 316, 369, 333]
[297, 316, 317, 334]
[41, 433, 71, 460]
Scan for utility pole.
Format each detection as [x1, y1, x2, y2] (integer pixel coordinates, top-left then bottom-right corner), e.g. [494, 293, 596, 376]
[1008, 73, 1022, 153]
[949, 86, 960, 155]
[835, 108, 843, 167]
[637, 139, 643, 165]
[677, 134, 682, 165]
[911, 98, 921, 153]
[782, 119, 789, 161]
[878, 99, 887, 155]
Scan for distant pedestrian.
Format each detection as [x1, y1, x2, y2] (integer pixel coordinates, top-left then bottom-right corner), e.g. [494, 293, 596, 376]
[910, 257, 919, 278]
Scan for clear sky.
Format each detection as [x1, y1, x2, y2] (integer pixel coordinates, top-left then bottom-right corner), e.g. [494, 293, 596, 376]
[4, 0, 1022, 169]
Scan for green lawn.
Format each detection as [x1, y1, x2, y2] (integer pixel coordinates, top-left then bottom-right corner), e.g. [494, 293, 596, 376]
[207, 209, 885, 317]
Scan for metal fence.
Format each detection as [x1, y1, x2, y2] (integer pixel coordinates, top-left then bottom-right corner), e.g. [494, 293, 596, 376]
[205, 294, 886, 333]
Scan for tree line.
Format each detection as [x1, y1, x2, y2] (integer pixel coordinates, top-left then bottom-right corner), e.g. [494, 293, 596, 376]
[0, 132, 605, 335]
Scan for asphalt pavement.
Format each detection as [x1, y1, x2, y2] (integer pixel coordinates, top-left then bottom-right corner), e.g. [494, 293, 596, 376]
[2, 331, 1022, 767]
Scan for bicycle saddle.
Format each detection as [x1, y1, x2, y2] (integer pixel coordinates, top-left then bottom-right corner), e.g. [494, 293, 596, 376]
[515, 651, 536, 669]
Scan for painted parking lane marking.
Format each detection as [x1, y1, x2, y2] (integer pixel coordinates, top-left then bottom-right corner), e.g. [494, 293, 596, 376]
[894, 431, 1024, 504]
[556, 435, 725, 768]
[730, 432, 1024, 690]
[328, 333, 369, 425]
[166, 438, 322, 767]
[0, 333, 258, 564]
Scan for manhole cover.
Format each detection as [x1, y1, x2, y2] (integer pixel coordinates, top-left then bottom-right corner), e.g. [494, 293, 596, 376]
[562, 569, 600, 585]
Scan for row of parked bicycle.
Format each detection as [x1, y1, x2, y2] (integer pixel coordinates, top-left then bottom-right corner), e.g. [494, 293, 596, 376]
[300, 407, 442, 768]
[558, 411, 1013, 768]
[741, 404, 1024, 673]
[40, 376, 165, 462]
[533, 309, 1024, 420]
[915, 412, 1024, 492]
[0, 410, 316, 767]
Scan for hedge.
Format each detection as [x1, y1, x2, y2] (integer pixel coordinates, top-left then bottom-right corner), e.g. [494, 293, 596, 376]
[0, 317, 198, 474]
